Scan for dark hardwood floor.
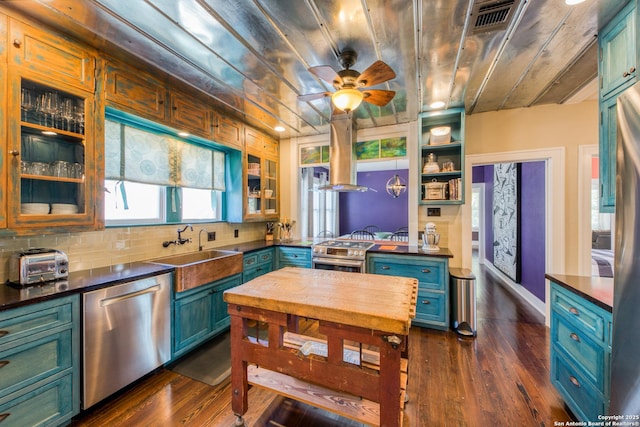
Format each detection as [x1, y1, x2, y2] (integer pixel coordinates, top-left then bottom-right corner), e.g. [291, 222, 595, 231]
[71, 258, 572, 426]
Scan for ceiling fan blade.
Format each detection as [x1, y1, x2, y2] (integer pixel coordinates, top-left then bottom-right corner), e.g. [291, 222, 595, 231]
[363, 89, 396, 107]
[298, 92, 331, 102]
[357, 61, 396, 87]
[308, 66, 342, 85]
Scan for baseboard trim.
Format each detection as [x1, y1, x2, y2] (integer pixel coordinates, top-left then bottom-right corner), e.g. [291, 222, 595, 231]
[482, 261, 546, 319]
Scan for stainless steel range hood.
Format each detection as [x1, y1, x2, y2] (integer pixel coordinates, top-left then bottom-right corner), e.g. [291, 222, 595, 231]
[318, 113, 368, 192]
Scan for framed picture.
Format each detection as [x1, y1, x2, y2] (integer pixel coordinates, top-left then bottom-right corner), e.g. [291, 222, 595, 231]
[493, 162, 521, 283]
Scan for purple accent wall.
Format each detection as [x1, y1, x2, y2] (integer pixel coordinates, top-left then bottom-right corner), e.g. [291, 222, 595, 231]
[484, 165, 494, 264]
[339, 169, 409, 235]
[472, 166, 485, 183]
[520, 162, 546, 301]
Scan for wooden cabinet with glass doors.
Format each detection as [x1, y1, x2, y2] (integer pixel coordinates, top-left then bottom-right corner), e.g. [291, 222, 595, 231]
[8, 78, 97, 230]
[5, 16, 100, 232]
[244, 128, 279, 221]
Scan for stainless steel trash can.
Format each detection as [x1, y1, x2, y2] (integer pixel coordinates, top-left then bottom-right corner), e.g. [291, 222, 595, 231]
[450, 268, 477, 337]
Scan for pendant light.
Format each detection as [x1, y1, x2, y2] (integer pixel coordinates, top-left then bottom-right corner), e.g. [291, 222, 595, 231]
[386, 160, 406, 198]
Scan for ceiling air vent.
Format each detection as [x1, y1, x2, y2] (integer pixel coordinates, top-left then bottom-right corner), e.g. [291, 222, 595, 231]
[469, 0, 518, 34]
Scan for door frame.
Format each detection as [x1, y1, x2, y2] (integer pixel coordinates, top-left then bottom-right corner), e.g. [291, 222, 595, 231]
[471, 183, 486, 262]
[463, 147, 565, 325]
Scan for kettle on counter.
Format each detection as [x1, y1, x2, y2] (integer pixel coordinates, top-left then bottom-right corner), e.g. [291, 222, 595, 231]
[422, 222, 440, 251]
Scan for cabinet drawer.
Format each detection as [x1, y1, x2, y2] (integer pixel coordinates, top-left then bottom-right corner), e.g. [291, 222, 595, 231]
[278, 248, 311, 262]
[369, 258, 446, 290]
[243, 261, 273, 283]
[552, 312, 606, 390]
[243, 249, 274, 268]
[415, 290, 446, 324]
[0, 297, 74, 347]
[550, 284, 607, 342]
[0, 372, 75, 427]
[0, 330, 72, 398]
[551, 351, 605, 422]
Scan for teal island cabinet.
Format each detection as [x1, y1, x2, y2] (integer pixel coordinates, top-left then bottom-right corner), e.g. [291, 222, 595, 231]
[367, 252, 449, 330]
[172, 273, 242, 359]
[548, 276, 612, 422]
[242, 248, 275, 282]
[0, 294, 80, 427]
[276, 246, 312, 269]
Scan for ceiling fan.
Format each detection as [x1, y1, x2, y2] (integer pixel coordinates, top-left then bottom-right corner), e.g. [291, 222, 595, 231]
[298, 48, 396, 113]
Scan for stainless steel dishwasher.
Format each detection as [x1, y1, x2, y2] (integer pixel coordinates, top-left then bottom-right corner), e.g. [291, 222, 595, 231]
[82, 273, 171, 409]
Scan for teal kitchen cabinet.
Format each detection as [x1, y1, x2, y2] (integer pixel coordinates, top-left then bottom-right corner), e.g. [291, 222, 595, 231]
[277, 246, 312, 269]
[549, 281, 612, 422]
[172, 273, 242, 358]
[367, 253, 449, 330]
[0, 294, 80, 427]
[599, 91, 622, 212]
[419, 108, 465, 205]
[599, 1, 637, 99]
[598, 1, 637, 212]
[242, 248, 274, 282]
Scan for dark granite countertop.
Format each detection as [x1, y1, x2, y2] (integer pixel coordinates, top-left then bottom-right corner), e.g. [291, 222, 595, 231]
[1, 262, 174, 312]
[0, 239, 455, 313]
[369, 244, 454, 258]
[545, 273, 613, 312]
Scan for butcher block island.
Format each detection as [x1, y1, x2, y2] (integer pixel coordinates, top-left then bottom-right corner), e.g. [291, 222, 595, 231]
[223, 267, 418, 427]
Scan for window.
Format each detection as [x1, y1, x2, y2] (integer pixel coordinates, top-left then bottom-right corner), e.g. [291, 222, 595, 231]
[104, 111, 226, 225]
[182, 188, 222, 221]
[105, 180, 164, 225]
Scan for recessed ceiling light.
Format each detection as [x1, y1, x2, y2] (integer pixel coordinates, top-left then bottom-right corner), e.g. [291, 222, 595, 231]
[430, 101, 445, 109]
[274, 125, 285, 132]
[565, 0, 585, 5]
[177, 131, 190, 137]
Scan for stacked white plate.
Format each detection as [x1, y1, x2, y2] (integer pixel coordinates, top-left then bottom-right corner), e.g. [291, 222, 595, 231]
[50, 203, 79, 214]
[21, 203, 50, 214]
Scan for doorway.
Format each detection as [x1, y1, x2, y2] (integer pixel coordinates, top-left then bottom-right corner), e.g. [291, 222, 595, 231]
[464, 147, 565, 325]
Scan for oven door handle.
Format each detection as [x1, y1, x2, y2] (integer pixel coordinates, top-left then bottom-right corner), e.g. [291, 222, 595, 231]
[312, 257, 365, 268]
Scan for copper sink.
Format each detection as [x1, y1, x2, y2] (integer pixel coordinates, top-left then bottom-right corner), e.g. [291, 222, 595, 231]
[149, 249, 243, 292]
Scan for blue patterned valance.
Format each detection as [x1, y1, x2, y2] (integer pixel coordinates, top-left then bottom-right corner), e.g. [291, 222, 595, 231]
[105, 119, 225, 191]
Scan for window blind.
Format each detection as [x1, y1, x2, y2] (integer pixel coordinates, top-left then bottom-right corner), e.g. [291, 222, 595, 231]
[105, 119, 226, 191]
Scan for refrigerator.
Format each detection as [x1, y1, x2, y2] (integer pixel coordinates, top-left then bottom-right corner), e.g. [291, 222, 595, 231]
[610, 80, 640, 416]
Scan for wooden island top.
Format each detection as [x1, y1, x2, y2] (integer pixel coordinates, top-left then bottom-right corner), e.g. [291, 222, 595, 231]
[224, 267, 418, 335]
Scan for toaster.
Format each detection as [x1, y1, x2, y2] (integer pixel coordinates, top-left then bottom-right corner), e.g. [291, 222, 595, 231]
[8, 248, 69, 286]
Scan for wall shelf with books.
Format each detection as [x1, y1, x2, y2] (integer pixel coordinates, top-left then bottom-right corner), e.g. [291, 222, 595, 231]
[419, 108, 465, 205]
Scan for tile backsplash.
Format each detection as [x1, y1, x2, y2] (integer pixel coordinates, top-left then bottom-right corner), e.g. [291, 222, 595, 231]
[0, 222, 267, 281]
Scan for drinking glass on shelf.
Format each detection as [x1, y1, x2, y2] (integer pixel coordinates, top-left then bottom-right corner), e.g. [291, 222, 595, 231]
[72, 100, 85, 134]
[60, 98, 75, 132]
[39, 91, 61, 128]
[21, 88, 35, 122]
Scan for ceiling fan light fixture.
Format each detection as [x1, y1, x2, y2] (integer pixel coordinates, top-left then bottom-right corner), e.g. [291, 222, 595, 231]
[430, 101, 446, 109]
[331, 88, 364, 112]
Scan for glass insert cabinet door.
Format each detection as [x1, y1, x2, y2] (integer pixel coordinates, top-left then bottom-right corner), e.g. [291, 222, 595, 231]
[8, 78, 95, 229]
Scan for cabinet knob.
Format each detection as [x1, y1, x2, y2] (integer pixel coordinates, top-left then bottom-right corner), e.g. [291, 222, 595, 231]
[421, 268, 431, 273]
[569, 332, 581, 343]
[9, 150, 19, 157]
[0, 361, 9, 369]
[569, 376, 581, 388]
[623, 67, 636, 78]
[381, 266, 390, 270]
[568, 307, 579, 316]
[421, 300, 431, 305]
[13, 39, 21, 47]
[0, 331, 7, 337]
[0, 413, 10, 423]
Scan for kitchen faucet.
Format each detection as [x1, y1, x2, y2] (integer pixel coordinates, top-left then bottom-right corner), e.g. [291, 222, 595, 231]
[162, 224, 193, 247]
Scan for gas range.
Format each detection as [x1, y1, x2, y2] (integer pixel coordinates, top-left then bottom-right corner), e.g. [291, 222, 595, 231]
[311, 240, 375, 261]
